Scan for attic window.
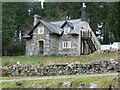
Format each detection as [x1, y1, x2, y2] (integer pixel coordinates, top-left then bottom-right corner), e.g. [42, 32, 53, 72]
[38, 26, 44, 34]
[64, 27, 70, 34]
[62, 41, 71, 49]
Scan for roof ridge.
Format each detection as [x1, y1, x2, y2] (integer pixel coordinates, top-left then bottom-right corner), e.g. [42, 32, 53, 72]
[51, 18, 81, 23]
[41, 20, 60, 28]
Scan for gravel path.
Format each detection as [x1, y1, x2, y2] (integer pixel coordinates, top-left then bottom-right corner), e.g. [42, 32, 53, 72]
[0, 73, 118, 82]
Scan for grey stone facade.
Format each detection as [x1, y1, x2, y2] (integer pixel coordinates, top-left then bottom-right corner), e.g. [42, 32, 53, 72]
[25, 25, 80, 56]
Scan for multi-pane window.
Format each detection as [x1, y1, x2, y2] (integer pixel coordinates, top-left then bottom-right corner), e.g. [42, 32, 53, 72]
[62, 41, 71, 48]
[64, 27, 70, 34]
[38, 26, 44, 34]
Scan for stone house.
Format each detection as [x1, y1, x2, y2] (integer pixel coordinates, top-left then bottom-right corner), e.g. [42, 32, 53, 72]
[23, 4, 101, 56]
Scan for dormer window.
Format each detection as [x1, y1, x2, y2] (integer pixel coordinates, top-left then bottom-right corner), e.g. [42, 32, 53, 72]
[64, 27, 70, 34]
[38, 26, 44, 34]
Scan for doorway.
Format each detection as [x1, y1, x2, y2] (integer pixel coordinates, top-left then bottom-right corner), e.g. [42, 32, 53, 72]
[38, 41, 44, 54]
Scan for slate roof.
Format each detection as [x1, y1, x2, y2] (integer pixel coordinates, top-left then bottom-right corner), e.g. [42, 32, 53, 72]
[41, 20, 62, 34]
[23, 18, 89, 39]
[51, 19, 89, 34]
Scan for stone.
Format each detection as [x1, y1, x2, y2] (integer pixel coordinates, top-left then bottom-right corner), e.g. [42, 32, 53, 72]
[17, 62, 20, 65]
[79, 83, 85, 88]
[90, 83, 97, 88]
[63, 82, 72, 87]
[2, 67, 9, 76]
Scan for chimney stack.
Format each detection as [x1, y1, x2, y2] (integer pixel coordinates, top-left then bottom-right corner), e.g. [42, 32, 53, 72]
[33, 14, 41, 26]
[81, 3, 89, 22]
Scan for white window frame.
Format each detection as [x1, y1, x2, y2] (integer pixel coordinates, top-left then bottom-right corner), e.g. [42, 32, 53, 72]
[38, 26, 44, 34]
[64, 27, 70, 34]
[62, 41, 71, 49]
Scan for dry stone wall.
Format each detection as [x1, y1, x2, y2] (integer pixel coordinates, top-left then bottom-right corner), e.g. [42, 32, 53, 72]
[2, 60, 119, 77]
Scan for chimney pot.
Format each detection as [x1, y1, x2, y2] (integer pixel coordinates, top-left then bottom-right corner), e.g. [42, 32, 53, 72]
[33, 14, 41, 26]
[83, 3, 86, 8]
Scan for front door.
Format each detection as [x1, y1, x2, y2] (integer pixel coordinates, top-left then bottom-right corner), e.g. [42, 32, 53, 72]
[39, 41, 44, 54]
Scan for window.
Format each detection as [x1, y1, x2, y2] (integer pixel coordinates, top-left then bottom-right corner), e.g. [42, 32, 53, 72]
[38, 26, 44, 34]
[62, 41, 71, 48]
[64, 27, 70, 34]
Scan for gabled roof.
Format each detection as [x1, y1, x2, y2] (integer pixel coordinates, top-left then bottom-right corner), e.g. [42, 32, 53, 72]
[41, 20, 62, 34]
[60, 20, 74, 28]
[51, 19, 89, 34]
[23, 18, 89, 39]
[23, 20, 63, 39]
[23, 21, 41, 39]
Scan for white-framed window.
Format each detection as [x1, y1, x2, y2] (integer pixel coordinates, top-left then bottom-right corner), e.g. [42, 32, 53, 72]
[62, 41, 71, 49]
[64, 27, 70, 34]
[38, 26, 44, 34]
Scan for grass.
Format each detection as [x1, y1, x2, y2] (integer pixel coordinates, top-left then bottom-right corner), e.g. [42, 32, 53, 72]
[0, 72, 117, 80]
[1, 52, 118, 88]
[2, 51, 118, 66]
[1, 75, 118, 88]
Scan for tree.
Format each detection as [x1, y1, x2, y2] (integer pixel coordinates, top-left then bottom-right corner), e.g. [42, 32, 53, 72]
[2, 2, 32, 55]
[2, 2, 120, 56]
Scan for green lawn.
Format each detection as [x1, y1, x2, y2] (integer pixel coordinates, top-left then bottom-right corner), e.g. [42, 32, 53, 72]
[1, 75, 118, 88]
[2, 51, 118, 66]
[1, 52, 118, 88]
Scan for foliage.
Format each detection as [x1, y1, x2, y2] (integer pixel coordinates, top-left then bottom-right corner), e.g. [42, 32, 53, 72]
[2, 2, 120, 56]
[2, 2, 32, 56]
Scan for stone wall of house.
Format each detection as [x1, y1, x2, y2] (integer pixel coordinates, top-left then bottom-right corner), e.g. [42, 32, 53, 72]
[58, 34, 79, 56]
[26, 24, 86, 56]
[26, 39, 36, 56]
[26, 31, 81, 56]
[26, 23, 50, 56]
[49, 34, 60, 55]
[49, 34, 80, 56]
